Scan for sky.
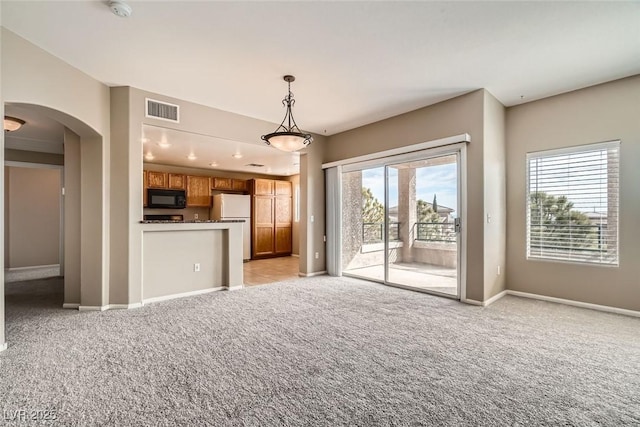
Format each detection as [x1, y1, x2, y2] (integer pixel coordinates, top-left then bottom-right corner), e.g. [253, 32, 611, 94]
[361, 162, 458, 216]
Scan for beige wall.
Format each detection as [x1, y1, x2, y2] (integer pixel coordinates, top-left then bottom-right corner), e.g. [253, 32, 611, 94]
[64, 128, 81, 305]
[5, 166, 61, 268]
[288, 174, 300, 256]
[505, 75, 640, 311]
[2, 28, 111, 311]
[326, 90, 488, 301]
[483, 92, 507, 299]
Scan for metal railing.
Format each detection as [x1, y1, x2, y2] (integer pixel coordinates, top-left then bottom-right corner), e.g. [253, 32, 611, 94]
[415, 222, 457, 243]
[529, 223, 609, 252]
[362, 222, 400, 244]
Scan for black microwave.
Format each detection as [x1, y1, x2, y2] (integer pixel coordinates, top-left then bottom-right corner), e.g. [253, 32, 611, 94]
[147, 189, 187, 209]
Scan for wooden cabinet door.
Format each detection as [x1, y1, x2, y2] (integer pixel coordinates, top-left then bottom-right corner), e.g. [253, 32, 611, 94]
[275, 180, 292, 196]
[213, 177, 232, 190]
[253, 179, 274, 196]
[186, 175, 211, 207]
[232, 179, 247, 192]
[253, 195, 275, 257]
[143, 170, 148, 207]
[147, 171, 167, 188]
[275, 196, 292, 254]
[168, 173, 185, 189]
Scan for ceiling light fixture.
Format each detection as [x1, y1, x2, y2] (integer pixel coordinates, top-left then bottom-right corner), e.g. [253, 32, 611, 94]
[209, 162, 218, 167]
[261, 75, 312, 152]
[187, 154, 197, 161]
[4, 116, 25, 132]
[231, 153, 243, 159]
[157, 142, 171, 148]
[144, 152, 155, 161]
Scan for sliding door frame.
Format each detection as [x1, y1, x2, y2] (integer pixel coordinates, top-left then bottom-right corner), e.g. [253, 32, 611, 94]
[334, 142, 468, 300]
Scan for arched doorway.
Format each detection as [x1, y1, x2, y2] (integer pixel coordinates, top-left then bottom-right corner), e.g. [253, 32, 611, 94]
[2, 102, 107, 349]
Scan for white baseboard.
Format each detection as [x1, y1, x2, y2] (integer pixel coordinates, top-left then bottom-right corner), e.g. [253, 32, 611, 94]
[0, 342, 7, 352]
[291, 253, 300, 258]
[227, 285, 243, 291]
[5, 264, 60, 272]
[142, 286, 223, 305]
[298, 270, 327, 277]
[506, 290, 640, 318]
[5, 264, 61, 283]
[485, 290, 508, 306]
[461, 298, 483, 306]
[78, 305, 107, 312]
[106, 303, 143, 310]
[62, 303, 80, 309]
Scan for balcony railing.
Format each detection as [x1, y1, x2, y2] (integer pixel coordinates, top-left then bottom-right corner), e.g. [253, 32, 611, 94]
[415, 222, 456, 243]
[362, 222, 400, 244]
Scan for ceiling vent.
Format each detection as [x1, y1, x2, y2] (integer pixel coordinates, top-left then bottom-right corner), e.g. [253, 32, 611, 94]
[145, 98, 179, 123]
[246, 163, 265, 168]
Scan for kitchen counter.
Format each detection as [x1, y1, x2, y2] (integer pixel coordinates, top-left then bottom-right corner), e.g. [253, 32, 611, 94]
[140, 219, 246, 224]
[140, 221, 243, 303]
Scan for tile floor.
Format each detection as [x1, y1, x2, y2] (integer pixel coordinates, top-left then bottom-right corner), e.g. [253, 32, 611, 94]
[243, 256, 300, 286]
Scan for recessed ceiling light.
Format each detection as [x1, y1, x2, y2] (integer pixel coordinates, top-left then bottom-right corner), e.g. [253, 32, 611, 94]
[209, 162, 218, 167]
[232, 153, 243, 159]
[141, 137, 150, 143]
[145, 152, 155, 161]
[157, 142, 171, 148]
[187, 154, 197, 161]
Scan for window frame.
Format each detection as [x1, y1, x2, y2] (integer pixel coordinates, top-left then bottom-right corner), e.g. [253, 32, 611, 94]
[525, 140, 620, 267]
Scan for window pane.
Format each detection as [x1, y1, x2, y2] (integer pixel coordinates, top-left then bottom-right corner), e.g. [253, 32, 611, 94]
[526, 141, 619, 265]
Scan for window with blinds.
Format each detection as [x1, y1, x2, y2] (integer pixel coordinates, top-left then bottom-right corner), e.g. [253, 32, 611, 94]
[526, 141, 619, 265]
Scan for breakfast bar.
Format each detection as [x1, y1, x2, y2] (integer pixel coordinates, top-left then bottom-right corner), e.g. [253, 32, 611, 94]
[140, 220, 244, 303]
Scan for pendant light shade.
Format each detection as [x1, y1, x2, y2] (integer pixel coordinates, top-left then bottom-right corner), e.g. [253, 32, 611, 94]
[262, 75, 312, 152]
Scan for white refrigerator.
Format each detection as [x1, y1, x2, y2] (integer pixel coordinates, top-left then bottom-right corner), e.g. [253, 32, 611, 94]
[211, 194, 251, 261]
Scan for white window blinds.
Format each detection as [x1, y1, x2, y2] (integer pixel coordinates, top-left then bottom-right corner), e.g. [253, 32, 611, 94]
[526, 141, 619, 265]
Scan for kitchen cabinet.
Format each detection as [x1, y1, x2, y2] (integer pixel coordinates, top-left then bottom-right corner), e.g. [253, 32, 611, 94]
[143, 170, 148, 207]
[213, 177, 232, 190]
[232, 179, 247, 192]
[168, 173, 185, 189]
[147, 171, 167, 188]
[250, 179, 292, 258]
[186, 175, 211, 207]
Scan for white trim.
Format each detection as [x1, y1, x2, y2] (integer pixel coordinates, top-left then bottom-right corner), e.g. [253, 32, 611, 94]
[227, 285, 243, 291]
[4, 161, 63, 170]
[526, 139, 620, 160]
[62, 303, 80, 309]
[506, 290, 640, 318]
[142, 287, 223, 305]
[461, 291, 507, 307]
[321, 133, 470, 169]
[298, 270, 327, 277]
[78, 305, 107, 312]
[107, 303, 143, 310]
[484, 290, 508, 306]
[0, 342, 7, 352]
[5, 264, 60, 272]
[290, 253, 300, 258]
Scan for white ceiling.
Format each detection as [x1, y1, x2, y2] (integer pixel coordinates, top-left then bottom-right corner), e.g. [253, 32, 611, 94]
[142, 124, 300, 176]
[2, 1, 639, 170]
[4, 104, 65, 154]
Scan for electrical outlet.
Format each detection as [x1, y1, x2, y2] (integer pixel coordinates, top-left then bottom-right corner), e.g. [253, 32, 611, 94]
[497, 265, 501, 275]
[194, 213, 199, 220]
[315, 252, 319, 259]
[194, 263, 200, 272]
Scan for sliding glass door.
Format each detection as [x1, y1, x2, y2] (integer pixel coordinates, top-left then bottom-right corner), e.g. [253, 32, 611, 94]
[340, 147, 462, 298]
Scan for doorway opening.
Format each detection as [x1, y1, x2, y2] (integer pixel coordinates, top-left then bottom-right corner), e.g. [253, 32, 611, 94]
[339, 146, 464, 299]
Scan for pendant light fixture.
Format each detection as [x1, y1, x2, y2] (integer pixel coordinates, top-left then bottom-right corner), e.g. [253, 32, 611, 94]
[262, 75, 313, 152]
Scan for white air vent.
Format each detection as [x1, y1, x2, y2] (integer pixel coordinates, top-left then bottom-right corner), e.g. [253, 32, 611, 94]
[145, 98, 180, 123]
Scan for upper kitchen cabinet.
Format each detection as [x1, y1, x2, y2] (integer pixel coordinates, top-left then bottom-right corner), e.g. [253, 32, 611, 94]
[213, 177, 248, 192]
[143, 170, 148, 207]
[168, 173, 186, 190]
[186, 175, 211, 207]
[147, 171, 168, 188]
[253, 178, 275, 196]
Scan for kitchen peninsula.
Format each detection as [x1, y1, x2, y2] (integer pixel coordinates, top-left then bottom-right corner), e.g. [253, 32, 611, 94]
[140, 219, 244, 303]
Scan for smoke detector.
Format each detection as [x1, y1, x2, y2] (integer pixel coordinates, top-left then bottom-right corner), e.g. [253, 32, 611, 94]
[109, 1, 132, 18]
